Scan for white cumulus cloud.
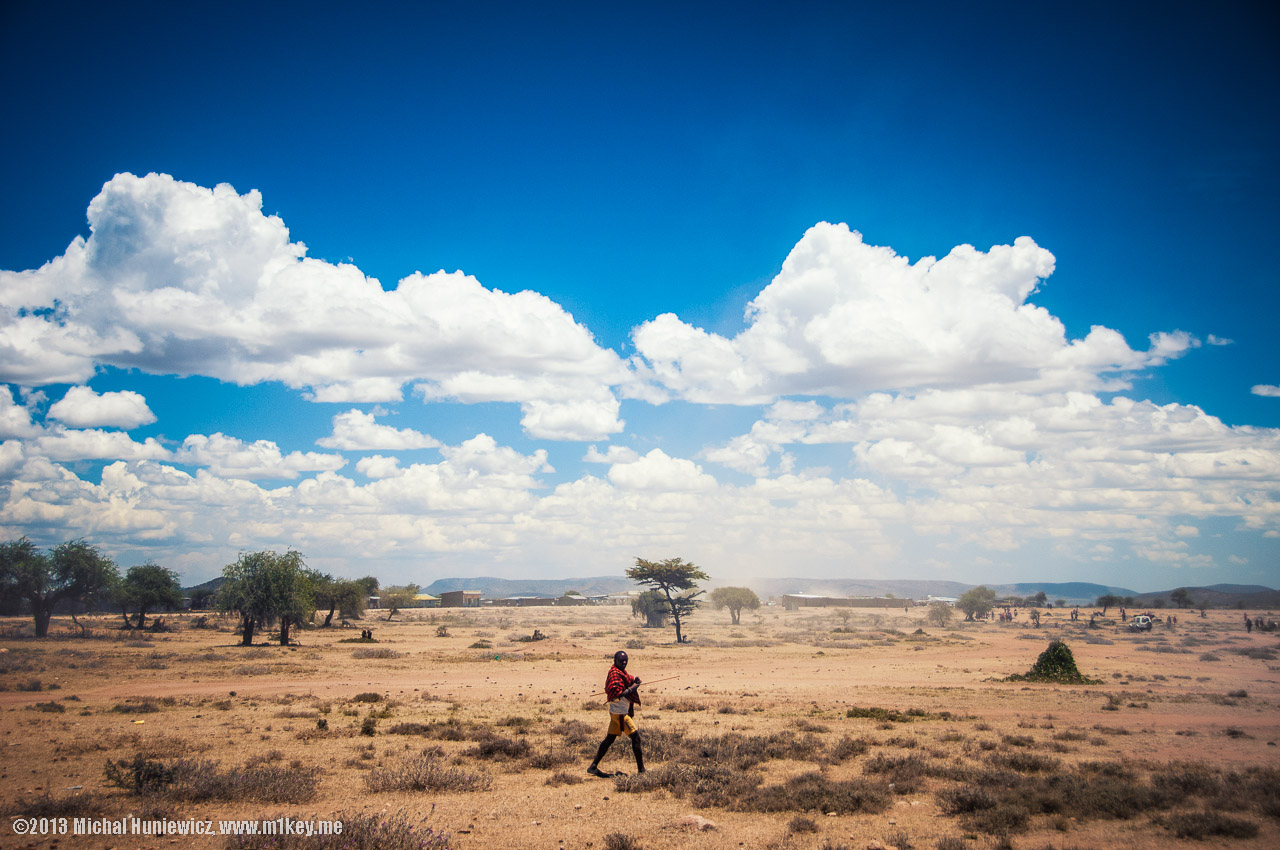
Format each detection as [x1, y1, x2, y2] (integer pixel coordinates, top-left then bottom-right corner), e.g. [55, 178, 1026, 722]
[175, 433, 346, 480]
[317, 409, 440, 451]
[47, 386, 157, 429]
[1252, 385, 1280, 397]
[608, 449, 717, 491]
[0, 173, 630, 440]
[632, 223, 1193, 404]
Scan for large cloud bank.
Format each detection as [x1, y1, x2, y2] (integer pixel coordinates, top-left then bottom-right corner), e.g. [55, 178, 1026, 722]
[0, 173, 630, 440]
[0, 174, 1275, 584]
[634, 223, 1193, 403]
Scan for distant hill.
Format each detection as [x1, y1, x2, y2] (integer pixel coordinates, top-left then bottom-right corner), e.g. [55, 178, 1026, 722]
[1003, 582, 1138, 601]
[183, 576, 226, 595]
[417, 575, 1274, 608]
[422, 576, 633, 599]
[1132, 585, 1280, 610]
[742, 578, 1133, 604]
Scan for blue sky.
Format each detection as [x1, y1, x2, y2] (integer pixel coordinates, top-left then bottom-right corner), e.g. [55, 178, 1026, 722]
[1, 2, 1277, 591]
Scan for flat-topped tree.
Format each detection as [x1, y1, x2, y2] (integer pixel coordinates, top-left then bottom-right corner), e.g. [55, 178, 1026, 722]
[217, 550, 312, 646]
[121, 563, 182, 630]
[709, 586, 760, 625]
[0, 538, 119, 637]
[626, 557, 707, 643]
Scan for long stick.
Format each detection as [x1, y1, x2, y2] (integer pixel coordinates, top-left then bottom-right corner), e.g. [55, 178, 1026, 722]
[586, 674, 682, 697]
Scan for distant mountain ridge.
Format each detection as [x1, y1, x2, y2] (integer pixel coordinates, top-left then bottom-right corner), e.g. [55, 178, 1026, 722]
[195, 573, 1273, 607]
[420, 576, 1151, 603]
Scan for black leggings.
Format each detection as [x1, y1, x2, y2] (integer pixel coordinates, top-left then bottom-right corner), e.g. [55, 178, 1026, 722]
[592, 729, 644, 771]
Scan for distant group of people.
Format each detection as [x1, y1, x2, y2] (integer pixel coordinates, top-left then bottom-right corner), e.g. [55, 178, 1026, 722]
[1245, 614, 1277, 633]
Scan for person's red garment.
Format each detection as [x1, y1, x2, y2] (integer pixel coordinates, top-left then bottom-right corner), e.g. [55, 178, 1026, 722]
[605, 664, 639, 706]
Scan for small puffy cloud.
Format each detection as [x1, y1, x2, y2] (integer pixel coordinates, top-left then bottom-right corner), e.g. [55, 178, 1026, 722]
[47, 386, 156, 429]
[1174, 525, 1199, 537]
[317, 409, 440, 451]
[0, 386, 40, 439]
[175, 433, 346, 480]
[355, 455, 402, 479]
[0, 173, 630, 440]
[766, 400, 825, 421]
[1207, 334, 1233, 346]
[439, 434, 552, 476]
[583, 444, 640, 464]
[1252, 385, 1280, 397]
[632, 223, 1192, 404]
[517, 395, 623, 442]
[36, 428, 170, 462]
[608, 449, 717, 491]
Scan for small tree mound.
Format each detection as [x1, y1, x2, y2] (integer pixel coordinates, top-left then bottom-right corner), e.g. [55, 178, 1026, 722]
[1005, 640, 1101, 684]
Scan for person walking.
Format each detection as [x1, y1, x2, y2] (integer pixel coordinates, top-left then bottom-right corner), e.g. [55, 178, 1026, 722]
[587, 650, 645, 777]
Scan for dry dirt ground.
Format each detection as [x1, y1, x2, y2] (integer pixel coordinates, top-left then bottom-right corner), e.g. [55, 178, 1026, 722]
[1, 605, 1277, 850]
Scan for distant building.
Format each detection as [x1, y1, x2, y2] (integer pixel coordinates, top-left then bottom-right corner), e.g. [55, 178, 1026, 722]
[440, 590, 482, 608]
[605, 591, 641, 606]
[493, 596, 553, 607]
[413, 593, 440, 608]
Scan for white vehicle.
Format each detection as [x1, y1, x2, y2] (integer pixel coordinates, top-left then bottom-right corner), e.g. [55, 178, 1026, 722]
[1128, 614, 1154, 632]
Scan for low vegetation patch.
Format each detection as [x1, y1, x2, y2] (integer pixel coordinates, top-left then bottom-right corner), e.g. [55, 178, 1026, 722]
[615, 762, 891, 814]
[226, 808, 451, 850]
[1159, 810, 1260, 839]
[351, 647, 402, 659]
[104, 753, 318, 803]
[1005, 641, 1102, 684]
[365, 748, 492, 792]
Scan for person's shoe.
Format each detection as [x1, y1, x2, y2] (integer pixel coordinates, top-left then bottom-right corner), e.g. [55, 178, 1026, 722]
[586, 765, 611, 778]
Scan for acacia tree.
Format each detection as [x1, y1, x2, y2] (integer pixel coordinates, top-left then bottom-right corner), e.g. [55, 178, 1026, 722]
[631, 590, 669, 628]
[0, 538, 119, 637]
[626, 557, 707, 643]
[926, 601, 954, 628]
[1096, 594, 1121, 615]
[310, 572, 368, 627]
[121, 563, 183, 629]
[709, 586, 760, 625]
[380, 584, 419, 620]
[217, 550, 312, 646]
[956, 586, 997, 621]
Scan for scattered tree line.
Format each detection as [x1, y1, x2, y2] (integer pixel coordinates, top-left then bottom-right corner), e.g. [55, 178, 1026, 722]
[0, 537, 378, 643]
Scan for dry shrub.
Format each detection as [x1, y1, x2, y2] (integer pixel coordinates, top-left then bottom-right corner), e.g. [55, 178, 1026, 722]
[828, 735, 871, 761]
[788, 815, 819, 833]
[616, 763, 890, 814]
[603, 834, 644, 850]
[671, 730, 824, 769]
[986, 752, 1061, 773]
[744, 772, 891, 815]
[1160, 810, 1260, 839]
[661, 698, 706, 712]
[0, 790, 110, 818]
[352, 648, 402, 659]
[545, 770, 585, 786]
[464, 730, 531, 761]
[365, 749, 492, 792]
[226, 808, 451, 849]
[104, 753, 318, 803]
[526, 746, 575, 769]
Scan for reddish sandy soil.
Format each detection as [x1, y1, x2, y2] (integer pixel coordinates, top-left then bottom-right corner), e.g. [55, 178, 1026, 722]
[1, 605, 1277, 850]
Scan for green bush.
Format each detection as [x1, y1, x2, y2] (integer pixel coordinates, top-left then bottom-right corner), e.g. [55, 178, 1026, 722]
[1005, 641, 1101, 684]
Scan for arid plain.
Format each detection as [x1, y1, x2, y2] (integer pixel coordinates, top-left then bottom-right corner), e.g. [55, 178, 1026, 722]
[1, 604, 1277, 850]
